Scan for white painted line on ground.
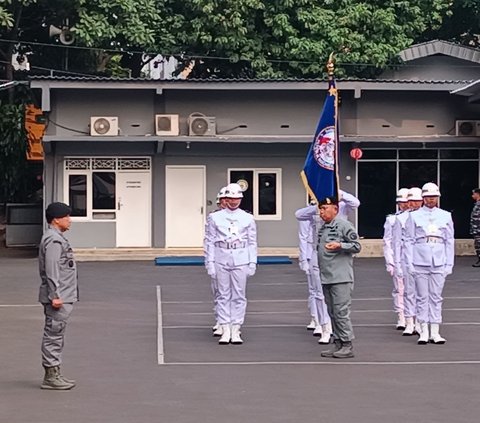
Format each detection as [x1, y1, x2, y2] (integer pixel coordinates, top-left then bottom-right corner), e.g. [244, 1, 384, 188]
[164, 307, 480, 316]
[0, 304, 40, 307]
[156, 285, 165, 365]
[163, 360, 480, 366]
[162, 296, 480, 305]
[162, 322, 480, 329]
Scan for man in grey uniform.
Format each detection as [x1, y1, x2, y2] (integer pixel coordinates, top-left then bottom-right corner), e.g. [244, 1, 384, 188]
[317, 197, 361, 359]
[38, 202, 78, 390]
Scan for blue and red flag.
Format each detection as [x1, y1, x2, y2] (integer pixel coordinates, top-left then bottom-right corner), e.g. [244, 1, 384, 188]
[300, 78, 339, 203]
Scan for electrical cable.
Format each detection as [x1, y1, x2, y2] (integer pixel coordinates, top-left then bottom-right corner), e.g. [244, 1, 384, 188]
[2, 37, 480, 69]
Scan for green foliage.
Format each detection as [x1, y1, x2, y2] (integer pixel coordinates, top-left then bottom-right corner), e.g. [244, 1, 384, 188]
[0, 100, 28, 202]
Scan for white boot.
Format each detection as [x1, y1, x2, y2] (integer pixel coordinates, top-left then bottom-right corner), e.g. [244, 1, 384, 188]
[402, 317, 414, 336]
[218, 324, 231, 345]
[318, 322, 332, 345]
[313, 324, 322, 337]
[213, 324, 223, 337]
[429, 323, 446, 344]
[417, 322, 429, 345]
[231, 324, 243, 345]
[212, 322, 219, 331]
[307, 317, 316, 330]
[396, 312, 406, 330]
[414, 318, 421, 336]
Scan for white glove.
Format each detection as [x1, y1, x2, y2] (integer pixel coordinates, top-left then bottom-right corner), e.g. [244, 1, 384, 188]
[247, 263, 256, 277]
[206, 262, 216, 277]
[386, 265, 394, 277]
[299, 260, 310, 275]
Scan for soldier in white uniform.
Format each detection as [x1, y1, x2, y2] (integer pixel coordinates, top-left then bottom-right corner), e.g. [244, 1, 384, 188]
[204, 183, 257, 345]
[404, 182, 454, 345]
[296, 203, 332, 344]
[204, 187, 227, 336]
[383, 188, 409, 330]
[337, 189, 361, 221]
[392, 187, 424, 336]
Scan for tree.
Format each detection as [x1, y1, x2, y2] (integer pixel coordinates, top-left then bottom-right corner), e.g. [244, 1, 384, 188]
[421, 0, 480, 47]
[175, 0, 452, 79]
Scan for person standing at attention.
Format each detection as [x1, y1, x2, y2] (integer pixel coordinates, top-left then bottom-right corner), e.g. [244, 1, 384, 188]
[317, 197, 361, 359]
[383, 188, 409, 330]
[204, 183, 257, 345]
[470, 188, 480, 267]
[38, 202, 78, 390]
[404, 183, 454, 345]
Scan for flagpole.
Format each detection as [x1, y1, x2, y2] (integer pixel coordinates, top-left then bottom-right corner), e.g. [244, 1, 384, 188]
[327, 53, 340, 199]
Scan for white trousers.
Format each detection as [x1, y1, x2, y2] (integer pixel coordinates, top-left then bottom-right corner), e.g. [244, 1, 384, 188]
[215, 258, 248, 325]
[210, 276, 219, 321]
[414, 269, 446, 324]
[391, 275, 405, 314]
[403, 264, 417, 318]
[307, 257, 330, 325]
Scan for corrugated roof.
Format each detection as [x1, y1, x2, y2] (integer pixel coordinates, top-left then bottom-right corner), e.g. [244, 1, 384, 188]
[28, 75, 471, 84]
[400, 40, 480, 63]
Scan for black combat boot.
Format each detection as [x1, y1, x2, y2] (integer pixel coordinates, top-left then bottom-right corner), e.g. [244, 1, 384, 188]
[320, 339, 342, 357]
[332, 341, 355, 359]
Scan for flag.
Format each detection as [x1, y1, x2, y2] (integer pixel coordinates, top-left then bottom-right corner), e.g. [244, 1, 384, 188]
[300, 78, 339, 203]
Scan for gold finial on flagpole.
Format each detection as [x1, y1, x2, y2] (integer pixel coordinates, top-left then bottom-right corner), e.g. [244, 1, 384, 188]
[326, 52, 335, 79]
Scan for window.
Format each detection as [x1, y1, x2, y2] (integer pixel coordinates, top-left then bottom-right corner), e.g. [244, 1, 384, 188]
[229, 168, 282, 220]
[64, 157, 150, 220]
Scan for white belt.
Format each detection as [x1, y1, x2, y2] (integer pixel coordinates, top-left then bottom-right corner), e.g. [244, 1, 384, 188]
[418, 236, 444, 244]
[215, 241, 247, 249]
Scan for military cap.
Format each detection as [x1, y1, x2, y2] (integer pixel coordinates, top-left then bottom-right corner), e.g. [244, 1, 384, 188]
[46, 202, 72, 223]
[318, 196, 338, 206]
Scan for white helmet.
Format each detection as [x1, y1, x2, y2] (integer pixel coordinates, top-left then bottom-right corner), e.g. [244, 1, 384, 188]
[224, 183, 243, 199]
[396, 188, 409, 203]
[422, 182, 441, 197]
[407, 187, 423, 201]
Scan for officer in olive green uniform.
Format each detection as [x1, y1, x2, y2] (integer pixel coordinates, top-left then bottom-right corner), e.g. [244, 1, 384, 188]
[316, 197, 361, 359]
[38, 202, 78, 390]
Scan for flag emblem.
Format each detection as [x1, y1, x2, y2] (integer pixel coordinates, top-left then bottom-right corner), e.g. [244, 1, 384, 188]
[313, 126, 335, 171]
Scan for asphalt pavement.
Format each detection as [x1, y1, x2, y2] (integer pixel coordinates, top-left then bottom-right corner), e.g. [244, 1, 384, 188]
[1, 254, 480, 423]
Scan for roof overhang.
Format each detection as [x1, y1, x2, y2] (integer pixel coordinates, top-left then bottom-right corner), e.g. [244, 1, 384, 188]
[31, 78, 469, 111]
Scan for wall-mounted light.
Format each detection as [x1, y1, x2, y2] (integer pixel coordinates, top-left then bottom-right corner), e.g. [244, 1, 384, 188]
[186, 141, 191, 149]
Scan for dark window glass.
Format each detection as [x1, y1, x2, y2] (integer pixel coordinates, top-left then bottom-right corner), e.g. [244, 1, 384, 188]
[440, 149, 479, 159]
[92, 172, 115, 210]
[399, 162, 437, 189]
[359, 149, 396, 160]
[440, 161, 479, 238]
[358, 162, 396, 238]
[69, 175, 87, 217]
[258, 173, 277, 215]
[399, 150, 438, 159]
[230, 170, 253, 213]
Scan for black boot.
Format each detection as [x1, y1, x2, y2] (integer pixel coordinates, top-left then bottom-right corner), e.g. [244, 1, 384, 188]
[472, 258, 480, 267]
[320, 339, 342, 357]
[332, 341, 355, 359]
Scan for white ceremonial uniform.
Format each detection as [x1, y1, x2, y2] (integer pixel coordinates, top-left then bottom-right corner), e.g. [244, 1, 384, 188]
[404, 206, 454, 325]
[338, 190, 360, 221]
[383, 213, 404, 317]
[295, 205, 331, 327]
[204, 209, 221, 327]
[205, 207, 257, 326]
[392, 211, 415, 321]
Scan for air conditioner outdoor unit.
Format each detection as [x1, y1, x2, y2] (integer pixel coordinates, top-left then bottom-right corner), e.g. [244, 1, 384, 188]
[155, 114, 179, 136]
[90, 116, 118, 136]
[455, 120, 480, 136]
[188, 113, 216, 136]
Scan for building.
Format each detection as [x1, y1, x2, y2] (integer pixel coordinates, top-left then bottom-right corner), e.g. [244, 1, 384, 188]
[30, 40, 480, 249]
